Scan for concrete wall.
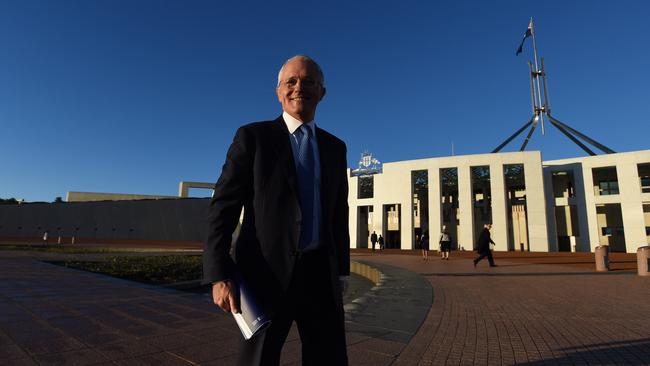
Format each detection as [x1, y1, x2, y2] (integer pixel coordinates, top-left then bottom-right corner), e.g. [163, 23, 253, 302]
[0, 198, 209, 242]
[66, 191, 177, 202]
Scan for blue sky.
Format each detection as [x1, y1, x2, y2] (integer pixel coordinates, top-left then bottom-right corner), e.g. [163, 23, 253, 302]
[1, 0, 648, 202]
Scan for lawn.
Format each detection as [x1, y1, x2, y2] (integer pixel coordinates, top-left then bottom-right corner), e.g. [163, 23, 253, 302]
[0, 245, 125, 254]
[51, 255, 203, 285]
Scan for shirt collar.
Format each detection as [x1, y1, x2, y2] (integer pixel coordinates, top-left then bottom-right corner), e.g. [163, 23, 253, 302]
[283, 111, 316, 136]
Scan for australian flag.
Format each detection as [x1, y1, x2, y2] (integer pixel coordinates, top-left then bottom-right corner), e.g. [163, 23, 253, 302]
[515, 19, 533, 55]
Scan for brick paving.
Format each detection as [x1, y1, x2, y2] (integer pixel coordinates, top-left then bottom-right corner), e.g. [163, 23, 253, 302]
[0, 247, 649, 365]
[360, 252, 650, 366]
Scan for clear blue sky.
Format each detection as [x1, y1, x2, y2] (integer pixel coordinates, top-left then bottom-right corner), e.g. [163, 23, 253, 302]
[1, 0, 648, 202]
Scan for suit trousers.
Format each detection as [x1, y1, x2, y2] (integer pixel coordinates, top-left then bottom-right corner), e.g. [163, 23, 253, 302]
[237, 248, 348, 366]
[474, 250, 496, 266]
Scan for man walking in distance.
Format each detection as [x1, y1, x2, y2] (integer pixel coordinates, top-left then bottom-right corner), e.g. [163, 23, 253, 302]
[370, 230, 378, 253]
[203, 55, 350, 366]
[473, 223, 497, 268]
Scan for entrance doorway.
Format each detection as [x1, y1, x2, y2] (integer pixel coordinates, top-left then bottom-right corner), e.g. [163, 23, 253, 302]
[383, 204, 401, 249]
[596, 203, 625, 252]
[440, 168, 460, 250]
[356, 206, 373, 249]
[504, 164, 529, 251]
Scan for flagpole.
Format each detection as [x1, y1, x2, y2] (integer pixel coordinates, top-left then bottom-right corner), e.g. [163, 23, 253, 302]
[530, 17, 545, 135]
[495, 17, 616, 155]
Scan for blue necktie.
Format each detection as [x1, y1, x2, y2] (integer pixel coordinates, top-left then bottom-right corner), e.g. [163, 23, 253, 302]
[295, 125, 315, 250]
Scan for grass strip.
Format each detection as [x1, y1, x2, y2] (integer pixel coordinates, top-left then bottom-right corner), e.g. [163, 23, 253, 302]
[0, 245, 129, 254]
[51, 255, 203, 285]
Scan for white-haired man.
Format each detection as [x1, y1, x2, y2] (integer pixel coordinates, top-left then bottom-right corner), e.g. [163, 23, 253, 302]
[203, 55, 349, 365]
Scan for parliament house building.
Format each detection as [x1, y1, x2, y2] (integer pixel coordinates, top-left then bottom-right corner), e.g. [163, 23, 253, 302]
[348, 150, 650, 253]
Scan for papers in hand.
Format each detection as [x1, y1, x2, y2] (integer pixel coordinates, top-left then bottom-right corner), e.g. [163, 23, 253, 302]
[232, 276, 272, 340]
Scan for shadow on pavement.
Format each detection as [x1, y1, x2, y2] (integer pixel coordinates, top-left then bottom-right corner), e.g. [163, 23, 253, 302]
[517, 338, 650, 366]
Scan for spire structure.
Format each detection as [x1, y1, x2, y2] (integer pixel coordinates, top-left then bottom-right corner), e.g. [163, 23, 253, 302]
[493, 18, 615, 156]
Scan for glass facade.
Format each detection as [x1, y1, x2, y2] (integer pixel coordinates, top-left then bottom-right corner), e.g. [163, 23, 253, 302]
[358, 176, 374, 199]
[504, 164, 529, 251]
[383, 204, 401, 249]
[638, 163, 650, 193]
[440, 168, 459, 249]
[411, 170, 429, 249]
[592, 167, 619, 196]
[471, 166, 492, 248]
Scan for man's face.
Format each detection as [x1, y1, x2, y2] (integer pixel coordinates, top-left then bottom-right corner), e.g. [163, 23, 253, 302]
[276, 58, 326, 122]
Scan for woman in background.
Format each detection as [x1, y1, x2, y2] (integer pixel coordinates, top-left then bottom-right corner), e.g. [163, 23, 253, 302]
[420, 231, 430, 260]
[439, 226, 452, 260]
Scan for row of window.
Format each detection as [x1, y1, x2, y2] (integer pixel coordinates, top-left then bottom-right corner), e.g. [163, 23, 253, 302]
[552, 163, 650, 199]
[601, 226, 650, 236]
[360, 163, 650, 200]
[358, 165, 526, 200]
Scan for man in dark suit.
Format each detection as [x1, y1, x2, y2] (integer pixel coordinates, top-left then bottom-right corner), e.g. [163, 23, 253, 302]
[473, 223, 497, 267]
[203, 55, 350, 366]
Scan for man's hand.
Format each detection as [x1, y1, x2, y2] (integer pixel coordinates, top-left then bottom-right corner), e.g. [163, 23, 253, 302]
[212, 280, 240, 314]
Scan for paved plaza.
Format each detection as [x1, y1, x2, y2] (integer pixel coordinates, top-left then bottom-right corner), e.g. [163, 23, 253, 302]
[0, 247, 649, 365]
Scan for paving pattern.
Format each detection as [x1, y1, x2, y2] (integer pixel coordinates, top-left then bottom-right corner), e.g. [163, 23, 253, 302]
[1, 248, 649, 365]
[363, 253, 650, 366]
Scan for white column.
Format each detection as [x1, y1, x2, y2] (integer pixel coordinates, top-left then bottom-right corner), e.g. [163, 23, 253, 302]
[458, 165, 474, 250]
[429, 167, 442, 247]
[490, 163, 508, 251]
[373, 203, 383, 242]
[402, 171, 413, 250]
[542, 168, 559, 251]
[572, 164, 591, 252]
[581, 165, 599, 252]
[524, 156, 550, 252]
[618, 162, 646, 253]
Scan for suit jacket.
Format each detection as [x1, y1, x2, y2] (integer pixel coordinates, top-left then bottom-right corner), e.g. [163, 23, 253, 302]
[202, 116, 350, 311]
[476, 228, 495, 255]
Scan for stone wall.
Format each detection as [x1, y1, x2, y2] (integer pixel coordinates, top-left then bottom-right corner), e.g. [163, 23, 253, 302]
[0, 198, 210, 243]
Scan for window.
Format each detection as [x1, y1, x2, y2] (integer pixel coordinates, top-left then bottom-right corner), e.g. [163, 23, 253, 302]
[599, 181, 619, 195]
[638, 163, 650, 193]
[412, 170, 429, 244]
[505, 164, 526, 204]
[471, 165, 492, 242]
[641, 177, 650, 193]
[440, 168, 459, 224]
[552, 170, 575, 198]
[358, 176, 373, 199]
[592, 167, 619, 196]
[601, 227, 624, 236]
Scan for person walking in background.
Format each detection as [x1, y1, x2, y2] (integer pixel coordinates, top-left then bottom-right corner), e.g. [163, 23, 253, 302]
[378, 234, 384, 251]
[473, 223, 497, 267]
[420, 231, 430, 260]
[370, 230, 378, 253]
[439, 226, 452, 260]
[42, 230, 49, 246]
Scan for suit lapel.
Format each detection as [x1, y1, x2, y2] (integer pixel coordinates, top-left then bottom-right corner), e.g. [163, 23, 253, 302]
[270, 116, 299, 198]
[316, 127, 335, 213]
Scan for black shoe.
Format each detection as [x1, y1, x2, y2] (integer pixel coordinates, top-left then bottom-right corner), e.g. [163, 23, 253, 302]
[490, 264, 498, 267]
[473, 260, 477, 268]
